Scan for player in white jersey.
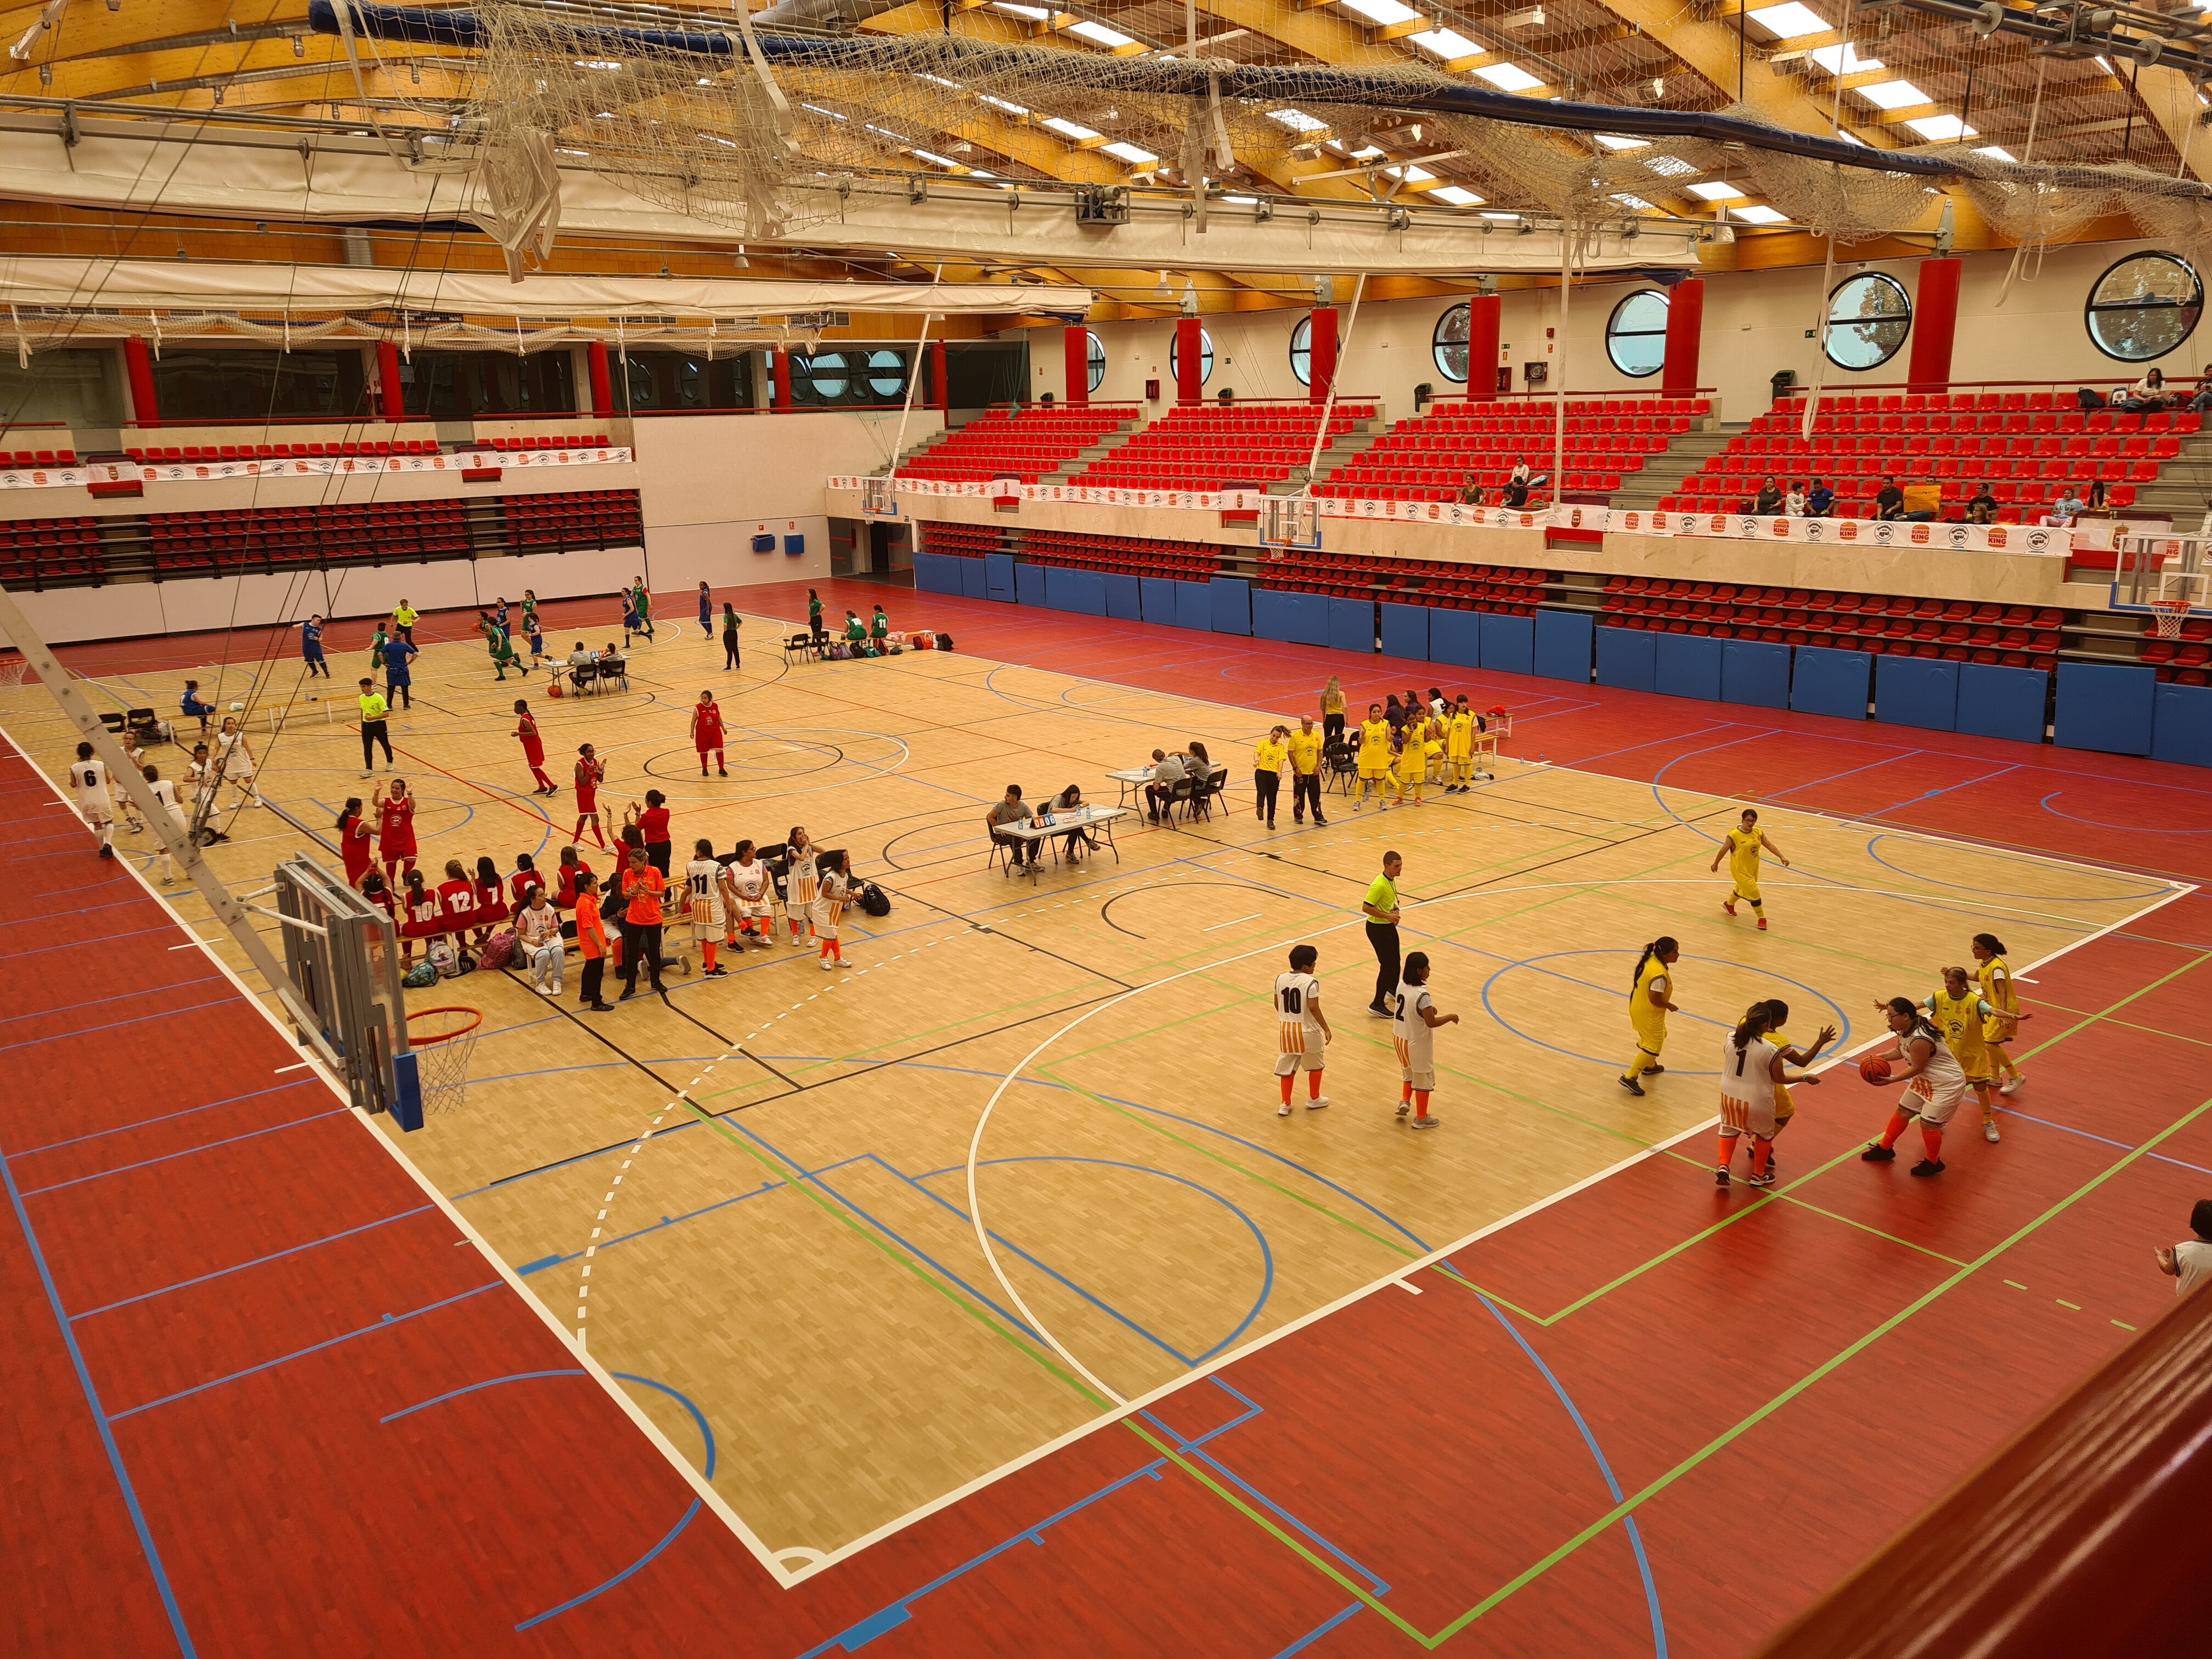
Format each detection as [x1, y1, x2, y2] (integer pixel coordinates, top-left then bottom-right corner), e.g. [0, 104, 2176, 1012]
[1860, 994, 1970, 1178]
[214, 717, 261, 810]
[142, 765, 187, 883]
[811, 849, 852, 969]
[1273, 943, 1333, 1117]
[724, 840, 776, 949]
[684, 839, 731, 976]
[1716, 1006, 1786, 1187]
[70, 742, 115, 859]
[1391, 952, 1458, 1130]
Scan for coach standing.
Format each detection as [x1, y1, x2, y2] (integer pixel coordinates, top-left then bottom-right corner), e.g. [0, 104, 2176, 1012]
[1363, 850, 1403, 1018]
[1286, 714, 1326, 827]
[357, 678, 393, 778]
[616, 844, 670, 1000]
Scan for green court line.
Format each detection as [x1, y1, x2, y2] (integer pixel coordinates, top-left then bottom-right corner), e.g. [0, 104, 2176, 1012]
[2007, 1006, 2211, 1049]
[2011, 949, 2212, 1063]
[1419, 1088, 2212, 1647]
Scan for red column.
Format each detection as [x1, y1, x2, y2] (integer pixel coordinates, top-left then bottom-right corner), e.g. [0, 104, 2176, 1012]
[377, 340, 405, 422]
[123, 337, 159, 426]
[1308, 307, 1339, 404]
[587, 341, 613, 419]
[930, 339, 949, 413]
[1907, 257, 1962, 394]
[1063, 326, 1088, 406]
[1175, 316, 1203, 406]
[1465, 295, 1502, 401]
[770, 348, 792, 409]
[1661, 278, 1705, 400]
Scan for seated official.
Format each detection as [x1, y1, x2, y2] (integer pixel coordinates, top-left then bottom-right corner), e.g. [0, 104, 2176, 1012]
[986, 783, 1035, 870]
[1143, 748, 1188, 823]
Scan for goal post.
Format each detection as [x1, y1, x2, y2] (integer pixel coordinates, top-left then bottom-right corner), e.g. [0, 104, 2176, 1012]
[2114, 532, 2211, 617]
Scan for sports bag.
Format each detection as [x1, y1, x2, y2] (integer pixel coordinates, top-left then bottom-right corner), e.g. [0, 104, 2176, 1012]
[403, 961, 439, 988]
[479, 927, 518, 969]
[858, 881, 891, 918]
[910, 631, 934, 650]
[934, 632, 955, 652]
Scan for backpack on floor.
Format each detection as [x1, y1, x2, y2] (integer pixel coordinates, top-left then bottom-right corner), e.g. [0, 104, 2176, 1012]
[402, 961, 439, 989]
[934, 632, 955, 652]
[427, 939, 462, 979]
[858, 881, 891, 918]
[909, 631, 934, 650]
[479, 927, 518, 970]
[829, 641, 853, 661]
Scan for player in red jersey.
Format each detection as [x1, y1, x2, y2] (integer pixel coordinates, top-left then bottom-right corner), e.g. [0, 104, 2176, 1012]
[691, 690, 727, 777]
[374, 778, 417, 884]
[572, 742, 607, 849]
[335, 797, 373, 888]
[630, 789, 674, 876]
[436, 859, 483, 948]
[510, 851, 549, 912]
[514, 698, 557, 795]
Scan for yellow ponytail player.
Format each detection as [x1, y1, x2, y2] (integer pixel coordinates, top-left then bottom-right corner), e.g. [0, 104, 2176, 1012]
[1354, 703, 1394, 812]
[1710, 807, 1791, 932]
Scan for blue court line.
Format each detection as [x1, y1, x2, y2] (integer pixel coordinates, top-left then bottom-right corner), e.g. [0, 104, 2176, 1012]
[107, 1280, 504, 1421]
[380, 1368, 589, 1424]
[1271, 1605, 1364, 1657]
[18, 924, 180, 960]
[12, 1077, 321, 1157]
[19, 1107, 348, 1196]
[1849, 762, 2023, 825]
[0, 1139, 199, 1656]
[0, 994, 239, 1056]
[512, 1371, 714, 1631]
[1993, 1102, 2212, 1177]
[1177, 1440, 1391, 1594]
[1573, 721, 1749, 774]
[1136, 1375, 1265, 1453]
[0, 973, 221, 1029]
[1861, 832, 2175, 904]
[1, 895, 147, 929]
[1469, 1288, 1669, 1658]
[514, 1175, 816, 1272]
[1765, 748, 1929, 802]
[2041, 790, 2212, 834]
[70, 1204, 438, 1322]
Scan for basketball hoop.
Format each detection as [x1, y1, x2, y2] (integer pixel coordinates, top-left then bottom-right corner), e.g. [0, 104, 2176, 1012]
[0, 658, 27, 689]
[860, 476, 896, 517]
[1261, 495, 1321, 549]
[2152, 598, 2193, 639]
[405, 1006, 483, 1115]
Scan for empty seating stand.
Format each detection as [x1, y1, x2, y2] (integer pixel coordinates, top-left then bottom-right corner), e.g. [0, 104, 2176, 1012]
[502, 490, 642, 549]
[3, 447, 81, 469]
[2137, 614, 2212, 685]
[0, 517, 102, 586]
[145, 500, 473, 574]
[1077, 404, 1376, 491]
[918, 524, 1002, 560]
[1322, 397, 1705, 504]
[1024, 530, 1218, 579]
[1260, 550, 1545, 614]
[478, 433, 613, 453]
[126, 439, 445, 463]
[899, 408, 1135, 484]
[1662, 392, 2196, 518]
[1601, 577, 2063, 668]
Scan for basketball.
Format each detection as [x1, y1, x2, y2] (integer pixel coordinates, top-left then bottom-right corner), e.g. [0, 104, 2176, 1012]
[228, 700, 245, 713]
[1859, 1056, 1893, 1084]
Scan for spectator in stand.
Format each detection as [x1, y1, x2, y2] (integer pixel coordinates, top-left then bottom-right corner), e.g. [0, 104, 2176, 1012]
[2191, 365, 2212, 414]
[1502, 472, 1532, 509]
[1753, 476, 1784, 514]
[1456, 472, 1485, 506]
[1806, 478, 1835, 518]
[2052, 483, 2091, 524]
[2087, 476, 2111, 510]
[1964, 481, 2000, 524]
[1509, 456, 1532, 492]
[1874, 476, 1906, 521]
[1785, 480, 1808, 516]
[2120, 367, 2172, 412]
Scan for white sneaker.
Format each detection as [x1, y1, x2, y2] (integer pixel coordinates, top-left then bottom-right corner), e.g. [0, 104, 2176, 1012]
[1277, 1102, 1292, 1118]
[1999, 1076, 2023, 1096]
[1306, 1096, 1329, 1111]
[1984, 1119, 2002, 1143]
[821, 957, 835, 970]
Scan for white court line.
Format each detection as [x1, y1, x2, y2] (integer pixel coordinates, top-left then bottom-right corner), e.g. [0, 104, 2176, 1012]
[1202, 912, 1264, 932]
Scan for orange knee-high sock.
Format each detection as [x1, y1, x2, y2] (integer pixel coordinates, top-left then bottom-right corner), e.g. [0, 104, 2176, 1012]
[832, 939, 843, 961]
[1922, 1124, 1944, 1161]
[1308, 1069, 1324, 1099]
[1881, 1110, 1912, 1149]
[819, 938, 832, 961]
[1751, 1138, 1773, 1178]
[1401, 1080, 1414, 1103]
[702, 941, 717, 972]
[1414, 1089, 1431, 1114]
[1717, 1132, 1737, 1170]
[1280, 1074, 1295, 1106]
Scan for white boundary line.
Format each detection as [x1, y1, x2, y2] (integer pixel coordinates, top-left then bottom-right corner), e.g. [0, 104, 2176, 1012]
[0, 733, 800, 1589]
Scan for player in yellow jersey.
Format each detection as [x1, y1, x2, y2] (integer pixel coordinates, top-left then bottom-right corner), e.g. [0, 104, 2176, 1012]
[1285, 715, 1326, 827]
[1443, 700, 1475, 793]
[1619, 936, 1680, 1096]
[1709, 808, 1792, 932]
[1253, 725, 1288, 830]
[1971, 933, 2025, 1097]
[1392, 725, 1427, 806]
[1353, 703, 1394, 812]
[1420, 715, 1446, 786]
[1925, 965, 2032, 1143]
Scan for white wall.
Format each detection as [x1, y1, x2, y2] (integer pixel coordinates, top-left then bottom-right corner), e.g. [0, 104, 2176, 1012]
[1031, 235, 2207, 425]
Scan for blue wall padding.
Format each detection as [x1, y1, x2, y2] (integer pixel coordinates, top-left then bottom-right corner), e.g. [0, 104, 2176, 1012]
[1210, 577, 1251, 635]
[1380, 602, 1430, 662]
[1875, 656, 1959, 732]
[984, 552, 1016, 602]
[1014, 561, 1047, 607]
[1251, 588, 1295, 642]
[1104, 573, 1142, 619]
[1593, 626, 1656, 692]
[1720, 640, 1791, 709]
[958, 556, 988, 598]
[1283, 591, 1330, 646]
[1655, 633, 1722, 702]
[1430, 609, 1481, 668]
[2054, 662, 2156, 755]
[1480, 612, 1535, 676]
[1328, 597, 1375, 654]
[1534, 610, 1594, 683]
[1175, 580, 1212, 632]
[1141, 576, 1178, 624]
[1790, 646, 1869, 719]
[2152, 681, 2212, 766]
[1955, 664, 2047, 745]
[1047, 566, 1105, 616]
[912, 551, 948, 593]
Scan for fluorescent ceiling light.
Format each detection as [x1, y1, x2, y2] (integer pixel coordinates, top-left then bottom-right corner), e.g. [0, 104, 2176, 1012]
[1268, 108, 1329, 132]
[1474, 62, 1544, 91]
[1410, 27, 1482, 59]
[1041, 116, 1101, 140]
[1101, 140, 1159, 163]
[1973, 143, 2017, 162]
[1904, 114, 1976, 140]
[1808, 42, 1879, 73]
[1731, 204, 1790, 224]
[867, 123, 910, 140]
[556, 147, 590, 157]
[1644, 154, 1696, 177]
[2094, 54, 2113, 72]
[1745, 2, 1828, 38]
[1686, 180, 1745, 200]
[1612, 192, 1657, 210]
[1480, 210, 1521, 220]
[915, 72, 961, 88]
[573, 59, 623, 70]
[1068, 19, 1136, 46]
[1853, 79, 1927, 109]
[1338, 0, 1423, 21]
[978, 93, 1030, 114]
[992, 2, 1049, 15]
[910, 149, 958, 167]
[1429, 184, 1483, 205]
[1223, 194, 1258, 203]
[1593, 133, 1649, 150]
[800, 103, 848, 120]
[1350, 144, 1386, 159]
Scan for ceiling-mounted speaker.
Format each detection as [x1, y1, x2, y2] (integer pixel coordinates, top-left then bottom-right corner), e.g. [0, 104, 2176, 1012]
[2131, 33, 2164, 65]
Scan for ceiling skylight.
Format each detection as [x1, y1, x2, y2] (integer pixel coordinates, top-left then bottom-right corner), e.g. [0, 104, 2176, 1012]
[1686, 180, 1745, 200]
[1744, 3, 1828, 38]
[1473, 62, 1544, 91]
[1731, 204, 1790, 223]
[1904, 114, 1976, 140]
[1068, 19, 1137, 46]
[1853, 80, 1928, 109]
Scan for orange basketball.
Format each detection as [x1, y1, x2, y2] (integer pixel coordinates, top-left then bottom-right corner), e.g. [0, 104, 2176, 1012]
[1859, 1056, 1893, 1084]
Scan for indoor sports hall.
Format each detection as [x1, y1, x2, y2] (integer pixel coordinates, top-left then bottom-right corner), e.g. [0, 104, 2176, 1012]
[7, 1, 2212, 1654]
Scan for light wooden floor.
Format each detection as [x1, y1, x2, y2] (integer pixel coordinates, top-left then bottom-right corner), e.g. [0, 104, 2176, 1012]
[3, 609, 2176, 1569]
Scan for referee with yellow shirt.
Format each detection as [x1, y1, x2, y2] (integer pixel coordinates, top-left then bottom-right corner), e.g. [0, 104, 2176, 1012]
[1363, 850, 1403, 1017]
[356, 676, 394, 778]
[1286, 715, 1327, 827]
[1253, 725, 1288, 829]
